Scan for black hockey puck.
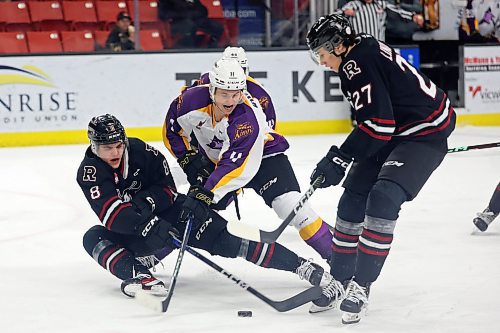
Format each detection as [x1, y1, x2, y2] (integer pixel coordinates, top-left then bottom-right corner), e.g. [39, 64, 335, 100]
[237, 310, 252, 317]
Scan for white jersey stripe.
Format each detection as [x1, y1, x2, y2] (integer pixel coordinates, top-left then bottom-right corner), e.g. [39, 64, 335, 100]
[363, 120, 396, 133]
[396, 99, 450, 136]
[102, 199, 123, 226]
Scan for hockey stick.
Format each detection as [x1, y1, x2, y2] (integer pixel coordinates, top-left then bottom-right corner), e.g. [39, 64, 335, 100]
[226, 175, 324, 243]
[135, 216, 193, 313]
[447, 142, 500, 153]
[172, 238, 322, 312]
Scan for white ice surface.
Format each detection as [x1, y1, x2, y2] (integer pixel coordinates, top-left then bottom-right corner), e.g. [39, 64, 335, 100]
[1, 126, 499, 333]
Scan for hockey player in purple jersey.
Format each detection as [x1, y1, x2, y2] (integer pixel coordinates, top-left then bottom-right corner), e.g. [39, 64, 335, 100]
[163, 58, 334, 270]
[473, 182, 500, 231]
[77, 115, 334, 299]
[306, 14, 456, 323]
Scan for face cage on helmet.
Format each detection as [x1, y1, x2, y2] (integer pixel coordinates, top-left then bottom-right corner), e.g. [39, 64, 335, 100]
[89, 127, 128, 155]
[90, 137, 127, 156]
[309, 36, 345, 64]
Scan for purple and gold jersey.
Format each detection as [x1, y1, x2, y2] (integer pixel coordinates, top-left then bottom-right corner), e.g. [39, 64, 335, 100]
[163, 85, 288, 203]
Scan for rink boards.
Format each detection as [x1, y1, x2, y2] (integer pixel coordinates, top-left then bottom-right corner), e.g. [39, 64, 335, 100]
[0, 47, 499, 147]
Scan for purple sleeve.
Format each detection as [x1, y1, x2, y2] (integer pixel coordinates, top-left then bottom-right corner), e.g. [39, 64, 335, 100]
[163, 96, 190, 158]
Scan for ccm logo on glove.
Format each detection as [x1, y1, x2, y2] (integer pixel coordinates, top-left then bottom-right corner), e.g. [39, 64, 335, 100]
[141, 215, 159, 237]
[332, 156, 350, 169]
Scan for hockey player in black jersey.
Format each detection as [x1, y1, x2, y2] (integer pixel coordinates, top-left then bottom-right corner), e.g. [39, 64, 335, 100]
[77, 114, 328, 299]
[305, 14, 456, 323]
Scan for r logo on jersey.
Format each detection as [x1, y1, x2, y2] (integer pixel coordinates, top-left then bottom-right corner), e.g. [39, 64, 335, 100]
[343, 60, 361, 80]
[82, 166, 97, 182]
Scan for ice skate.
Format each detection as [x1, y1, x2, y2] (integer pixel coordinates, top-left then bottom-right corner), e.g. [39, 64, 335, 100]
[296, 258, 330, 286]
[340, 280, 370, 324]
[309, 277, 346, 313]
[120, 273, 168, 298]
[473, 207, 498, 232]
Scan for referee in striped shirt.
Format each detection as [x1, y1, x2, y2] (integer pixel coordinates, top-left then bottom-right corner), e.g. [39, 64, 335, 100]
[336, 0, 424, 42]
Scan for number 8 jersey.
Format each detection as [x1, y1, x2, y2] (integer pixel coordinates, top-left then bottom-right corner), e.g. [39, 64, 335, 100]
[338, 34, 456, 161]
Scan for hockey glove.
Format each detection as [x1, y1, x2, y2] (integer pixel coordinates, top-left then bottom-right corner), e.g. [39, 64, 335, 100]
[310, 145, 352, 188]
[133, 191, 156, 213]
[177, 150, 214, 185]
[136, 214, 180, 250]
[179, 185, 213, 226]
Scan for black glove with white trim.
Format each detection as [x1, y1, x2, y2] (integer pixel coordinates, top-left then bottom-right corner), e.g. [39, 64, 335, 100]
[133, 190, 156, 212]
[136, 214, 180, 250]
[177, 150, 214, 185]
[310, 145, 352, 188]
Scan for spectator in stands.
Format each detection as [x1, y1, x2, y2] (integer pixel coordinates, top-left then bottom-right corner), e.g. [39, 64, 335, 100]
[158, 0, 223, 48]
[106, 11, 135, 52]
[386, 0, 423, 45]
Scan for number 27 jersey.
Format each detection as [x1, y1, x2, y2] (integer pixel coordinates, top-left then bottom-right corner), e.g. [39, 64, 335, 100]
[338, 35, 456, 161]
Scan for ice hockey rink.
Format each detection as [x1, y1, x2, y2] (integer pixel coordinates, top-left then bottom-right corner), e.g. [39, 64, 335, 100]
[1, 126, 499, 333]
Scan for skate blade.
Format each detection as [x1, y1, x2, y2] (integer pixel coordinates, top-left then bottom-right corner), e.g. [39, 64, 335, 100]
[309, 300, 338, 314]
[342, 312, 361, 324]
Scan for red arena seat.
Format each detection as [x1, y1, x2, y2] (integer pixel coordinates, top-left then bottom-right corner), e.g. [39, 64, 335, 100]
[0, 32, 28, 54]
[26, 31, 63, 53]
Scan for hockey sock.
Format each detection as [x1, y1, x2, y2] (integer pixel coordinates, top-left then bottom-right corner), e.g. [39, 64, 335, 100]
[355, 228, 393, 284]
[243, 240, 300, 272]
[89, 239, 150, 281]
[331, 227, 360, 282]
[300, 219, 333, 260]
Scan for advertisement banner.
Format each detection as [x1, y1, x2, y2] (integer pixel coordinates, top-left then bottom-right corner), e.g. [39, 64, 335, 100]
[0, 51, 350, 135]
[463, 45, 500, 113]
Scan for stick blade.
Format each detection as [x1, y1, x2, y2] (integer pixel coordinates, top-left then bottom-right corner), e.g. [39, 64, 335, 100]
[271, 286, 323, 312]
[226, 220, 263, 242]
[135, 290, 165, 313]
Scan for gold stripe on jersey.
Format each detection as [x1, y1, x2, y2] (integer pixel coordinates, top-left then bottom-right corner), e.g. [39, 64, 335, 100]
[210, 153, 251, 192]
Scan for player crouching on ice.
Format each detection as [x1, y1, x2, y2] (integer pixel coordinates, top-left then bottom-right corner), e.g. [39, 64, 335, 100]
[77, 114, 328, 299]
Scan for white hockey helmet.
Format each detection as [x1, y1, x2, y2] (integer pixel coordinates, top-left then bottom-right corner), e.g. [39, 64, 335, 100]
[221, 46, 249, 75]
[209, 58, 247, 101]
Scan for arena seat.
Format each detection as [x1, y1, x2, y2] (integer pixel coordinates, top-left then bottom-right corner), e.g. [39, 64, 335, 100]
[95, 1, 128, 30]
[29, 1, 68, 32]
[62, 1, 100, 31]
[0, 2, 32, 32]
[139, 29, 163, 51]
[61, 30, 95, 52]
[0, 32, 28, 54]
[26, 31, 63, 53]
[93, 30, 110, 49]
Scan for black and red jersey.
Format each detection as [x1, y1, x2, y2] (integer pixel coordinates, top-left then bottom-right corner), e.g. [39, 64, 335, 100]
[338, 34, 456, 160]
[76, 138, 177, 235]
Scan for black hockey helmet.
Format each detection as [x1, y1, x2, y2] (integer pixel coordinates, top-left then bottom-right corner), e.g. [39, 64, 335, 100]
[88, 114, 127, 154]
[306, 14, 355, 61]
